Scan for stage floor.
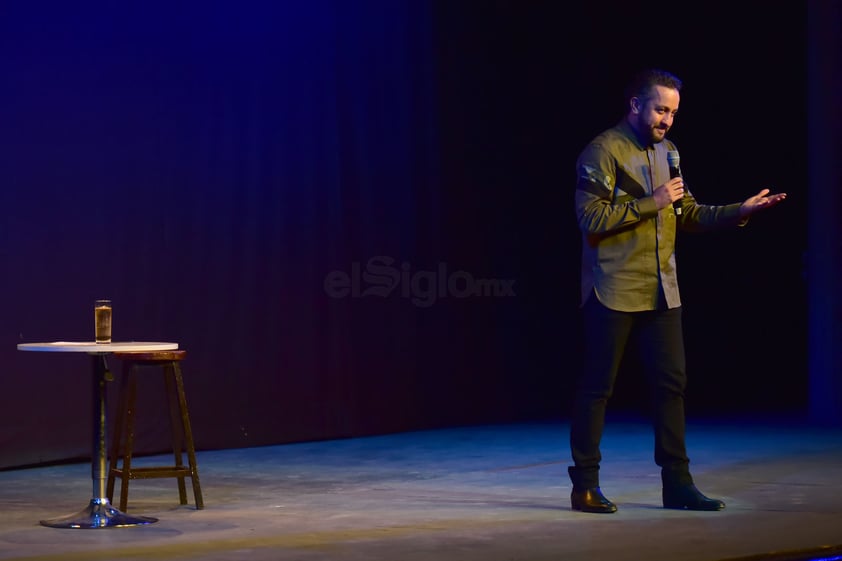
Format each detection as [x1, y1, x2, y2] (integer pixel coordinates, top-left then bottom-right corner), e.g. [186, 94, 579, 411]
[1, 418, 841, 561]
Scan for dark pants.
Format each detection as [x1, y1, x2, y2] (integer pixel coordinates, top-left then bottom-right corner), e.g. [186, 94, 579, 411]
[569, 294, 692, 490]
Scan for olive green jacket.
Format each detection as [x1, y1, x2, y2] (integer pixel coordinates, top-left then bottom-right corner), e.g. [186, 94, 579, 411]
[575, 119, 745, 312]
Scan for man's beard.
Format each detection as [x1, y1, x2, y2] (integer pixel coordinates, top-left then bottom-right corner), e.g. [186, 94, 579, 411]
[650, 126, 668, 144]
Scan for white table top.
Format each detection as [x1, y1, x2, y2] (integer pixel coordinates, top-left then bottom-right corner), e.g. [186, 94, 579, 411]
[17, 342, 179, 353]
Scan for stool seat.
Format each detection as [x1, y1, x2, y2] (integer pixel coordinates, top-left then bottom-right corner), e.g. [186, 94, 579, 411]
[107, 349, 203, 511]
[113, 350, 187, 362]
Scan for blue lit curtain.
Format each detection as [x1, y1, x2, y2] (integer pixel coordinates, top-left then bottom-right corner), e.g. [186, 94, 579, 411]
[0, 1, 475, 467]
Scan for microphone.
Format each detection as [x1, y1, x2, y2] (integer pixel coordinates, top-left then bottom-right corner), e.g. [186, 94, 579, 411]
[666, 150, 683, 216]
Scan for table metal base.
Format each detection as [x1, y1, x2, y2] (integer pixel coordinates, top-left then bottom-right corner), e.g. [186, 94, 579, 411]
[40, 497, 158, 529]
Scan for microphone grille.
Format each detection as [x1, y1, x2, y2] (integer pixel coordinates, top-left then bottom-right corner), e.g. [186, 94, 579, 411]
[667, 150, 680, 167]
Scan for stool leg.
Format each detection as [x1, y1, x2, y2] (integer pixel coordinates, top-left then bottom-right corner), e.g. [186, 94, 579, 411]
[106, 365, 130, 504]
[173, 362, 204, 509]
[164, 365, 188, 506]
[119, 365, 139, 512]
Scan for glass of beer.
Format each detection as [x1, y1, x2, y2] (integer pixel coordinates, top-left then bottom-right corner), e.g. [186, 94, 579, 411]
[95, 299, 112, 344]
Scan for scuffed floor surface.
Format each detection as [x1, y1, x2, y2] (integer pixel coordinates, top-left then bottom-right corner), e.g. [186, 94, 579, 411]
[1, 419, 841, 561]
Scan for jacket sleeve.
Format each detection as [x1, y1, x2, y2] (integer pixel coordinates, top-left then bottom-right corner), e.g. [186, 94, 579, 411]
[574, 143, 659, 235]
[676, 185, 748, 232]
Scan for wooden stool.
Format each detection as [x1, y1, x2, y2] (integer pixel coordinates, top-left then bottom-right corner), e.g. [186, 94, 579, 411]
[106, 350, 204, 511]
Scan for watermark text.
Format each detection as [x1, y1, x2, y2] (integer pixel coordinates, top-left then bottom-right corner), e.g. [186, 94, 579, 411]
[324, 256, 516, 308]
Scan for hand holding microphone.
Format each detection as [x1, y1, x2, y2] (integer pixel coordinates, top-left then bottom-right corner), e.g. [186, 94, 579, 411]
[653, 151, 685, 212]
[667, 150, 684, 215]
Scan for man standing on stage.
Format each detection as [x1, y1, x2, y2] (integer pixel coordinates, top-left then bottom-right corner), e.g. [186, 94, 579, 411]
[569, 68, 787, 513]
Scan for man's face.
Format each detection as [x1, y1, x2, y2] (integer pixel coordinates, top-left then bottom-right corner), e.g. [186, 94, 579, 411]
[630, 85, 680, 144]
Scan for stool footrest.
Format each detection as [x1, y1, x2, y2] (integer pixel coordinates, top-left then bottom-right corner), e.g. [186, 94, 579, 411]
[112, 466, 194, 479]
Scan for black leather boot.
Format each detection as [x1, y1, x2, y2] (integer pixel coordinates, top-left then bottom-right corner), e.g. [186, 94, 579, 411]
[661, 465, 725, 510]
[571, 487, 618, 513]
[662, 483, 725, 511]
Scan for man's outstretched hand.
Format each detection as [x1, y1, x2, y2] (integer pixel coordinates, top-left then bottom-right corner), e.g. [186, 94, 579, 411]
[740, 189, 787, 217]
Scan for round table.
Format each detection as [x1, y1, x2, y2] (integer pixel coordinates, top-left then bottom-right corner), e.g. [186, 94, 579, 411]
[17, 341, 178, 528]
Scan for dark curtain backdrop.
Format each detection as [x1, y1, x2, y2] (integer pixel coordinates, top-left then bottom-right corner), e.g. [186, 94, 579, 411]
[808, 0, 842, 426]
[0, 1, 814, 470]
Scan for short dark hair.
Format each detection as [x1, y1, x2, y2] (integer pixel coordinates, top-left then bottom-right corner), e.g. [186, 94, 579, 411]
[624, 68, 683, 104]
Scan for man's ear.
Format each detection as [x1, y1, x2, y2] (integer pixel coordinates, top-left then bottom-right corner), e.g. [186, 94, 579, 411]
[630, 97, 641, 114]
